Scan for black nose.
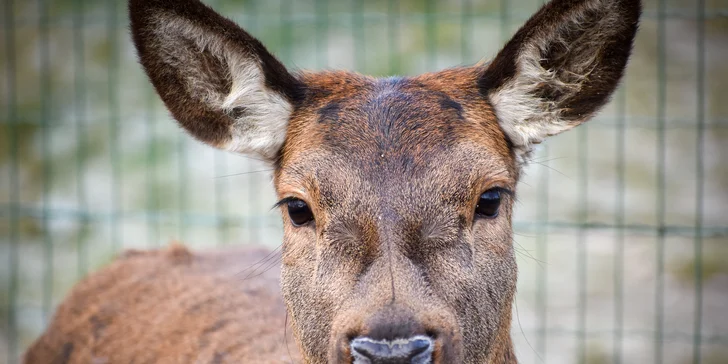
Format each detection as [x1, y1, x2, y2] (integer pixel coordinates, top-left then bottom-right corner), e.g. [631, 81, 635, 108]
[350, 336, 433, 364]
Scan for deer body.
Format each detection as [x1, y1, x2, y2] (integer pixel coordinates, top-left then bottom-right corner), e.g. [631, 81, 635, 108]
[24, 245, 301, 363]
[25, 0, 640, 363]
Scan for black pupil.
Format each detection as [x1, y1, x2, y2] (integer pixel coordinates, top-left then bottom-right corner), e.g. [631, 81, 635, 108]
[287, 199, 313, 226]
[475, 189, 502, 218]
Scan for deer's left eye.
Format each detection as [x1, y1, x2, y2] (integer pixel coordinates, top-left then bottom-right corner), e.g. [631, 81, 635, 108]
[287, 199, 314, 226]
[475, 189, 502, 218]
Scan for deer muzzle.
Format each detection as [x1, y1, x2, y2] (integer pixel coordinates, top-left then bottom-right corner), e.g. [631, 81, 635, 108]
[350, 336, 434, 364]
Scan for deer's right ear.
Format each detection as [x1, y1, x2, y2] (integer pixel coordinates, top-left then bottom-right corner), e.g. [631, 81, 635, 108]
[129, 0, 304, 162]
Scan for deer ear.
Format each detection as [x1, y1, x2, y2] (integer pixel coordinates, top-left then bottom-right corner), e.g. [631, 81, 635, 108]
[129, 0, 304, 162]
[479, 0, 641, 162]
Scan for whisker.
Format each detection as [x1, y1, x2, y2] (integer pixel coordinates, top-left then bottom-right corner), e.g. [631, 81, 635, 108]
[513, 239, 547, 268]
[529, 155, 565, 164]
[514, 231, 538, 238]
[241, 256, 282, 281]
[234, 245, 282, 278]
[514, 299, 544, 363]
[236, 259, 280, 281]
[530, 160, 570, 179]
[215, 169, 274, 179]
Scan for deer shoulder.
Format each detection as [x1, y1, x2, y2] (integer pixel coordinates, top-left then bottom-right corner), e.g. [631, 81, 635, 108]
[24, 244, 299, 364]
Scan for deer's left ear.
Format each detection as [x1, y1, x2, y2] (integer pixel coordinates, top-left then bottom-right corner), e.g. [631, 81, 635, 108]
[479, 0, 641, 162]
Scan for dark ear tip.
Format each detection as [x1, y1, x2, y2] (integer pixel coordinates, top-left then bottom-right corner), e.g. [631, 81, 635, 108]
[128, 0, 214, 43]
[128, 0, 163, 25]
[128, 0, 160, 13]
[129, 0, 186, 8]
[128, 0, 204, 21]
[620, 0, 643, 24]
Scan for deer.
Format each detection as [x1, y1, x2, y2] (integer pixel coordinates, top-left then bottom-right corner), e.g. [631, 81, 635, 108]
[23, 0, 641, 363]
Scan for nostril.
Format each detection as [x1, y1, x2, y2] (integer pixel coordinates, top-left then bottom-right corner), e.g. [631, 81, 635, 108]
[404, 338, 431, 357]
[350, 336, 433, 364]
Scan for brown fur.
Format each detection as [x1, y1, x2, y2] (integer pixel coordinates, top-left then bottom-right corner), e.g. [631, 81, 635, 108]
[24, 245, 301, 364]
[26, 0, 640, 363]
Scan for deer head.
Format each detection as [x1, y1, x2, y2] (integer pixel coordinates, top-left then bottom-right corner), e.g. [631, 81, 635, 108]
[129, 0, 640, 362]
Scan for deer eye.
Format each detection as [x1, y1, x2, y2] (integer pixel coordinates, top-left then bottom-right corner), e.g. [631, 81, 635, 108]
[286, 199, 314, 226]
[475, 189, 502, 218]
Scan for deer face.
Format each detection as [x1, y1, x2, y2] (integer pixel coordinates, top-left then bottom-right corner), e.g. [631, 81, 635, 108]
[129, 0, 640, 363]
[277, 70, 518, 363]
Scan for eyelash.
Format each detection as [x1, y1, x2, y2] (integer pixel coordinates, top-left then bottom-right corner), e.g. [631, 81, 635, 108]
[273, 196, 299, 209]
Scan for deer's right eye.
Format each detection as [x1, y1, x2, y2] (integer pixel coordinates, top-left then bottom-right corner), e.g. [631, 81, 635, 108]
[287, 199, 314, 226]
[475, 188, 502, 218]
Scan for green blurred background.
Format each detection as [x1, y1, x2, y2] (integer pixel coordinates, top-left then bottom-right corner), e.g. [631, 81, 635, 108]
[1, 0, 727, 363]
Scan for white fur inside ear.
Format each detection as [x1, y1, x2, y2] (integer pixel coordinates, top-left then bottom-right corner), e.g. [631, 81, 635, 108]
[488, 53, 580, 164]
[154, 15, 292, 161]
[487, 0, 619, 164]
[221, 54, 292, 161]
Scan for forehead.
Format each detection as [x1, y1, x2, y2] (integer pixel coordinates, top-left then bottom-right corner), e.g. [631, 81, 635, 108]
[277, 69, 517, 198]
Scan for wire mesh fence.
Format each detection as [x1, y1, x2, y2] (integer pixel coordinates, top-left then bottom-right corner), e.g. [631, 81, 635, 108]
[1, 0, 726, 363]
